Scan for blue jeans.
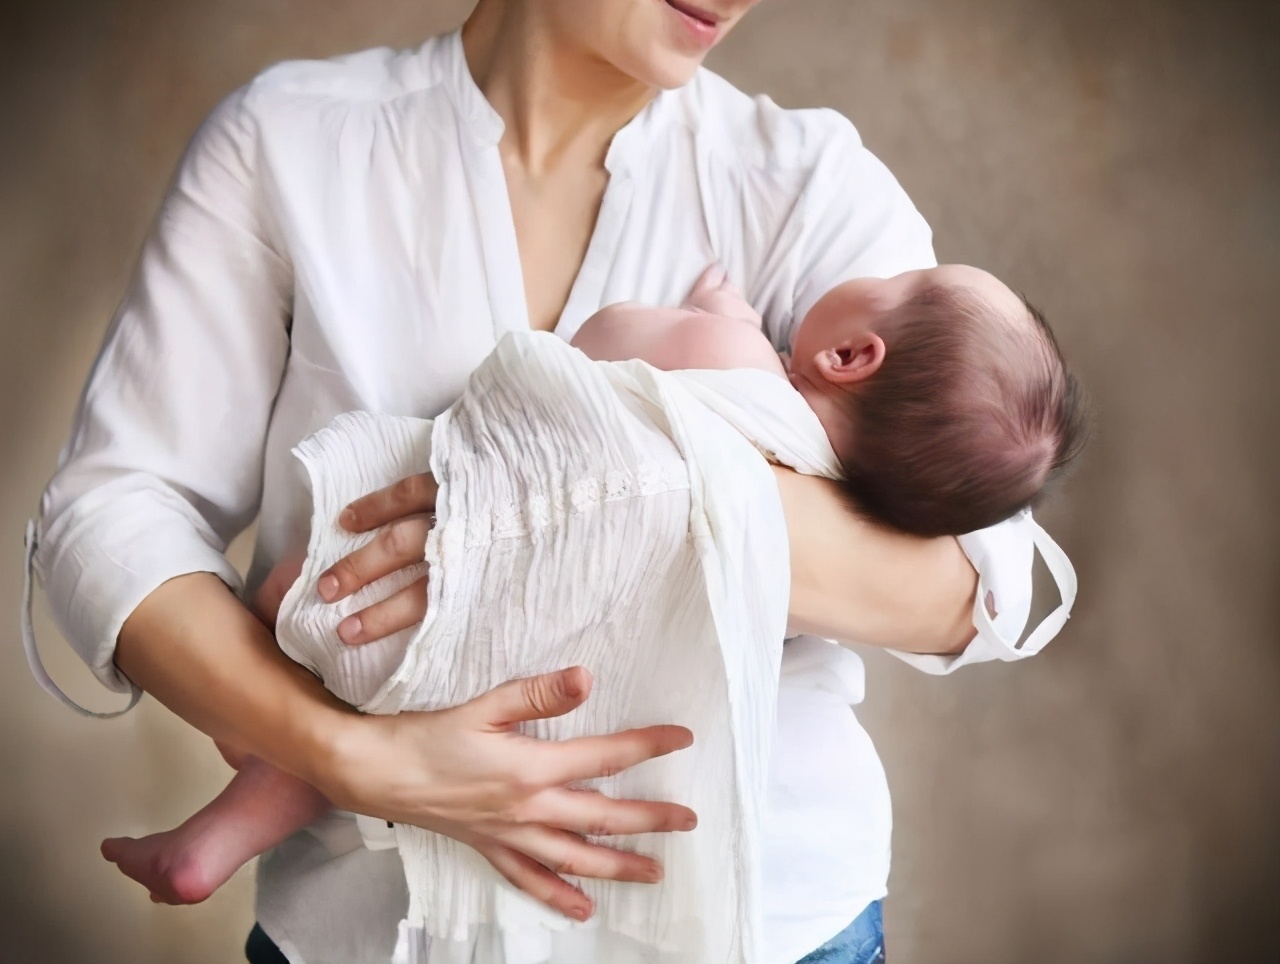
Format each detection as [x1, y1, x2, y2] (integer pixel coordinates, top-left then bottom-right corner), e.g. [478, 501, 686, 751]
[245, 901, 886, 963]
[794, 900, 886, 964]
[245, 925, 290, 964]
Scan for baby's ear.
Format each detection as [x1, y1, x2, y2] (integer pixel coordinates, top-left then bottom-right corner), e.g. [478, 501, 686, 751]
[816, 333, 885, 386]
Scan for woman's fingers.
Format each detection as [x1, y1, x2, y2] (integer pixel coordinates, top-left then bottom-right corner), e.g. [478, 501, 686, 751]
[319, 514, 432, 602]
[338, 576, 428, 645]
[455, 827, 669, 922]
[341, 679, 696, 920]
[321, 473, 439, 607]
[497, 826, 664, 885]
[525, 787, 697, 837]
[473, 667, 595, 726]
[541, 725, 695, 786]
[341, 473, 438, 533]
[474, 842, 595, 922]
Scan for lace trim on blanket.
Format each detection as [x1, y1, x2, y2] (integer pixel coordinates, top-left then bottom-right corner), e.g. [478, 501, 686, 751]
[473, 461, 688, 547]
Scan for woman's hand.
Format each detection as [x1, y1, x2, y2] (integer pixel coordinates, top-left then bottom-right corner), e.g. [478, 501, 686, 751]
[314, 475, 699, 919]
[320, 665, 696, 922]
[120, 574, 695, 924]
[318, 473, 438, 645]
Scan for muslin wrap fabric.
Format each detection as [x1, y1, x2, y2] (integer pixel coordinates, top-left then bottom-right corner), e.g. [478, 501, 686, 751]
[275, 331, 841, 964]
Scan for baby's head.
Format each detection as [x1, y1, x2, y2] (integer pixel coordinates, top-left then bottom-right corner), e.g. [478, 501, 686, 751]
[791, 265, 1088, 537]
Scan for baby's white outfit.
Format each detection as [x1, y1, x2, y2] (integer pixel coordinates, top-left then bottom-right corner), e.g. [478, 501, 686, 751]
[275, 331, 842, 964]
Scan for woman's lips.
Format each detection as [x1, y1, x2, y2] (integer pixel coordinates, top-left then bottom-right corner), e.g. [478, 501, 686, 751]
[664, 0, 723, 47]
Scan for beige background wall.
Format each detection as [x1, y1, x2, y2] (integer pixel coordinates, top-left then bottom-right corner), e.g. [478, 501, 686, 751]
[2, 1, 1276, 962]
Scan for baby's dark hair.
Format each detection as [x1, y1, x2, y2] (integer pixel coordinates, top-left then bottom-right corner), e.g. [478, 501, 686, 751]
[836, 285, 1088, 537]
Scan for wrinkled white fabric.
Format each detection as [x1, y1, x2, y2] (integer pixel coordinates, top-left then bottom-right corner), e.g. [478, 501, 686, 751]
[276, 332, 841, 963]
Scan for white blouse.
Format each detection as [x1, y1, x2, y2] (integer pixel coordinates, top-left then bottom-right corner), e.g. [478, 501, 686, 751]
[28, 30, 1072, 964]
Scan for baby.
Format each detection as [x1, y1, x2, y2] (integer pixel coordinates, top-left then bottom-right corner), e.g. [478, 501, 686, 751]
[101, 263, 1085, 905]
[575, 262, 1085, 537]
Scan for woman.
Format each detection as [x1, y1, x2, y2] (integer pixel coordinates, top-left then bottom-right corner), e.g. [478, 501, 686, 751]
[29, 1, 1057, 961]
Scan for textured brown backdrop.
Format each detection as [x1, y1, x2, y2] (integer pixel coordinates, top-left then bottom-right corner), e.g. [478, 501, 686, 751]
[2, 2, 1277, 962]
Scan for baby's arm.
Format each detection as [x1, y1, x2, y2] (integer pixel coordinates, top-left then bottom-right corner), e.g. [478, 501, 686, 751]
[680, 263, 764, 327]
[571, 266, 787, 379]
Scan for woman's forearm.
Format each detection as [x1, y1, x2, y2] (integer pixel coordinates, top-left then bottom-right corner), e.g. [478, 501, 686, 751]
[773, 465, 977, 654]
[113, 569, 699, 918]
[115, 572, 352, 789]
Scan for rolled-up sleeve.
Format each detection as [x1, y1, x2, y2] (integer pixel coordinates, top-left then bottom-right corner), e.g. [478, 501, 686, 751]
[33, 85, 292, 693]
[890, 515, 1037, 675]
[782, 114, 1074, 672]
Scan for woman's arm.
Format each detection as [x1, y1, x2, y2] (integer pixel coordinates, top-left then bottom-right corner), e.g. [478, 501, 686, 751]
[568, 302, 975, 652]
[35, 85, 695, 919]
[769, 114, 1048, 664]
[116, 574, 695, 918]
[316, 465, 976, 663]
[116, 575, 343, 771]
[771, 466, 976, 653]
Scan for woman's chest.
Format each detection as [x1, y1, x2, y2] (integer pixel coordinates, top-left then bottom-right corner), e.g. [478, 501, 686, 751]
[266, 106, 804, 421]
[504, 155, 610, 333]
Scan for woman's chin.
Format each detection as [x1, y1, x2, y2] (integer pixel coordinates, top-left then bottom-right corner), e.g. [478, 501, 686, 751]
[627, 50, 705, 90]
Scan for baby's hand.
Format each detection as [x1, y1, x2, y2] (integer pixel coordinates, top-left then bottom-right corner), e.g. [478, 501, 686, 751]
[683, 264, 764, 329]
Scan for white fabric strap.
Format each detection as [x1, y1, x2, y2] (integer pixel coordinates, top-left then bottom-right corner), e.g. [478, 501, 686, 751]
[971, 514, 1077, 658]
[21, 519, 142, 719]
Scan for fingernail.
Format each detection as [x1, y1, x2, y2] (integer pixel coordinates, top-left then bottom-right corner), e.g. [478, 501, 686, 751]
[338, 615, 361, 643]
[318, 574, 339, 602]
[682, 814, 698, 831]
[570, 901, 592, 922]
[644, 864, 664, 884]
[339, 508, 357, 530]
[560, 667, 586, 699]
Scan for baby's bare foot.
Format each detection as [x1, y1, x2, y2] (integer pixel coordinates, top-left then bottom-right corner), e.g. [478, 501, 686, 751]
[101, 830, 228, 905]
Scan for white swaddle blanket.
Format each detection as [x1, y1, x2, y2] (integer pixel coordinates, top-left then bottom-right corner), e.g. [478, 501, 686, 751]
[275, 331, 841, 964]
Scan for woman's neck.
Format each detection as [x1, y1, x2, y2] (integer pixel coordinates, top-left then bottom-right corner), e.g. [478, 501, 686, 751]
[462, 0, 656, 176]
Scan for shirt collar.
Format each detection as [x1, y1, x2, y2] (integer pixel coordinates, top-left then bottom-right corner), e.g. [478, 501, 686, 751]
[438, 29, 505, 144]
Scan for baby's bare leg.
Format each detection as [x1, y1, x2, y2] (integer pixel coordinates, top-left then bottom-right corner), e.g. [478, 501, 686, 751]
[102, 553, 331, 904]
[101, 756, 330, 904]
